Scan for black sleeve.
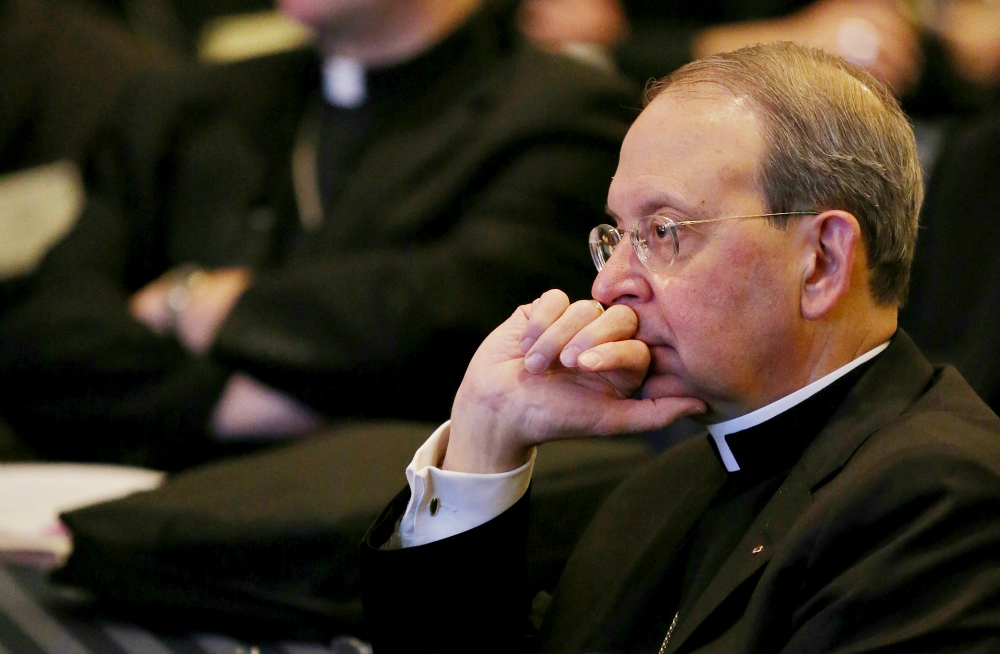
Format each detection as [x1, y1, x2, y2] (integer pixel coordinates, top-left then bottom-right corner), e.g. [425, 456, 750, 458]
[0, 67, 234, 468]
[211, 139, 621, 421]
[0, 192, 232, 468]
[361, 488, 533, 653]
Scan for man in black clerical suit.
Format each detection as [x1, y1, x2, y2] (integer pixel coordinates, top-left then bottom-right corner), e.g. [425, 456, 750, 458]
[361, 43, 1000, 653]
[0, 0, 634, 467]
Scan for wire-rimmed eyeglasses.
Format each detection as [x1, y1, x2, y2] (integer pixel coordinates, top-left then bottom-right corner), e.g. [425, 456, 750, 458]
[589, 211, 820, 273]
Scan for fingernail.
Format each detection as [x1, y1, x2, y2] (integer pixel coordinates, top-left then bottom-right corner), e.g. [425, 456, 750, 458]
[519, 336, 536, 354]
[578, 351, 602, 368]
[560, 347, 581, 367]
[524, 353, 546, 372]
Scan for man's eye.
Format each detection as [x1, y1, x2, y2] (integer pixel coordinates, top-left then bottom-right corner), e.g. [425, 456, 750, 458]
[652, 223, 671, 240]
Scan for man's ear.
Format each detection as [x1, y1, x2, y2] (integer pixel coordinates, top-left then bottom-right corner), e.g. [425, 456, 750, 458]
[799, 210, 861, 321]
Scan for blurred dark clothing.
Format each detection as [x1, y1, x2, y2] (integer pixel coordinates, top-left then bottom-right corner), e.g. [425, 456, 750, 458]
[902, 111, 1000, 416]
[0, 0, 177, 454]
[54, 422, 652, 639]
[0, 0, 178, 172]
[0, 3, 635, 468]
[615, 0, 992, 119]
[69, 0, 271, 56]
[614, 0, 810, 87]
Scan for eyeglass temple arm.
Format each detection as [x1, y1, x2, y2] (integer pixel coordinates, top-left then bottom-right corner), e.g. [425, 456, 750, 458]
[674, 211, 819, 227]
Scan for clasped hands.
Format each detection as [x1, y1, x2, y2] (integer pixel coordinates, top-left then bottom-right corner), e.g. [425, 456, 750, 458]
[129, 266, 251, 355]
[443, 289, 706, 474]
[129, 266, 320, 437]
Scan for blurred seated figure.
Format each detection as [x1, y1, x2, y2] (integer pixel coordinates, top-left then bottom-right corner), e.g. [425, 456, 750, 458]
[0, 0, 635, 468]
[519, 0, 1000, 118]
[0, 0, 178, 285]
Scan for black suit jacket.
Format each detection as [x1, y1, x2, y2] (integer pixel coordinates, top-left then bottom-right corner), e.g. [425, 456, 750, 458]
[0, 4, 636, 467]
[361, 332, 1000, 652]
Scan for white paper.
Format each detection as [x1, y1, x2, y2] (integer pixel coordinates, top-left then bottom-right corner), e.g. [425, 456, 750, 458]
[0, 463, 164, 567]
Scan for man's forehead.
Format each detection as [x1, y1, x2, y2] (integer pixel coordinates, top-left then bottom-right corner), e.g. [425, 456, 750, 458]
[628, 87, 761, 150]
[609, 90, 766, 218]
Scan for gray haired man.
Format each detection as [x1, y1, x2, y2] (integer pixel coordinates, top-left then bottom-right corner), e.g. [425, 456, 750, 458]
[362, 42, 1000, 653]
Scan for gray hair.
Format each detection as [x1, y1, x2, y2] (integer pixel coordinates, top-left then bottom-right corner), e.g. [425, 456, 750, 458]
[645, 42, 922, 307]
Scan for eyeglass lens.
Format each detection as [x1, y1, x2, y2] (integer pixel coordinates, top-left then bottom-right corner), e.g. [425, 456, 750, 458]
[589, 216, 680, 273]
[589, 225, 620, 271]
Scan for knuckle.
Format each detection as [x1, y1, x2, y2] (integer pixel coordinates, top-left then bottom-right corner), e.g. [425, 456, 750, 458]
[605, 304, 638, 326]
[540, 288, 570, 305]
[569, 299, 601, 317]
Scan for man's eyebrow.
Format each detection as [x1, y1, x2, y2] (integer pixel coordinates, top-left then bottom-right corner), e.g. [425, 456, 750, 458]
[605, 194, 700, 226]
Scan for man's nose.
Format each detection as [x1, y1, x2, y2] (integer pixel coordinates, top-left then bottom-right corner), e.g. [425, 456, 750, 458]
[592, 237, 643, 305]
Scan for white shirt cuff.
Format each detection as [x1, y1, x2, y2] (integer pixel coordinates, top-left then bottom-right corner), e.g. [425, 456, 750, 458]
[398, 421, 536, 548]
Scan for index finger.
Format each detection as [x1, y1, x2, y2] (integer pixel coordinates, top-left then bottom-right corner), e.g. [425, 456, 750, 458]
[519, 289, 572, 353]
[558, 303, 638, 368]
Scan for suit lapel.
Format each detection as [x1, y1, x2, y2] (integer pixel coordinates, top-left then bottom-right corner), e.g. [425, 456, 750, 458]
[539, 435, 727, 653]
[665, 331, 935, 653]
[663, 467, 811, 652]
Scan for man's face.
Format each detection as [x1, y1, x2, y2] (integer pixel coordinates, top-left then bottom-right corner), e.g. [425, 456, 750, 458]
[595, 89, 810, 420]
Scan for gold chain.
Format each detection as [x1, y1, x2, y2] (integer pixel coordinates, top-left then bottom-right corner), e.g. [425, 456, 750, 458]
[658, 611, 679, 654]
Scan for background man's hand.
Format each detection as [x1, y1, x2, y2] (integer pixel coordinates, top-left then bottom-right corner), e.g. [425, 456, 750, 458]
[519, 0, 628, 49]
[695, 0, 921, 96]
[211, 372, 321, 439]
[129, 267, 251, 354]
[443, 289, 705, 474]
[936, 0, 1000, 86]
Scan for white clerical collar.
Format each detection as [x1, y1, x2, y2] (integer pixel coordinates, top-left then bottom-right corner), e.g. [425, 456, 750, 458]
[707, 341, 890, 472]
[322, 56, 366, 108]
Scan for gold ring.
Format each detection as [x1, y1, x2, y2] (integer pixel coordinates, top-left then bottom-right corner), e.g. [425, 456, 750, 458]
[591, 300, 605, 315]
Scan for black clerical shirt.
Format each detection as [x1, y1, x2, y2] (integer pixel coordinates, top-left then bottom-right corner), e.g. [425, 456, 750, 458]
[307, 2, 513, 237]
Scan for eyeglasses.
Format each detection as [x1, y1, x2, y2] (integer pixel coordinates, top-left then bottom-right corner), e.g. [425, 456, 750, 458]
[589, 211, 819, 273]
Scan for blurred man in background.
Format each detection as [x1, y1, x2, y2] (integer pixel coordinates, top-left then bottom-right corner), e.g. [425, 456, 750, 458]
[0, 0, 635, 467]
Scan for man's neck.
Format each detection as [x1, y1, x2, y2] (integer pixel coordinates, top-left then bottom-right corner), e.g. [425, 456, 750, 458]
[707, 337, 890, 472]
[709, 308, 897, 423]
[316, 0, 482, 67]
